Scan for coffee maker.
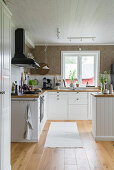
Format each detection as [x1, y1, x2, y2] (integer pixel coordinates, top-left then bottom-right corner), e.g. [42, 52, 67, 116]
[42, 77, 52, 89]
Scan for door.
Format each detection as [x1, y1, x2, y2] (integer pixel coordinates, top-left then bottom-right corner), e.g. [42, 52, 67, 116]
[0, 3, 11, 170]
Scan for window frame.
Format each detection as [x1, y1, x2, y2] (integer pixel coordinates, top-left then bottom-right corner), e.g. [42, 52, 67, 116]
[61, 51, 100, 87]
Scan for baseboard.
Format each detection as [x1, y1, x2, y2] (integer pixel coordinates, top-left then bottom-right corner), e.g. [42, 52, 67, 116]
[95, 136, 114, 141]
[11, 139, 38, 142]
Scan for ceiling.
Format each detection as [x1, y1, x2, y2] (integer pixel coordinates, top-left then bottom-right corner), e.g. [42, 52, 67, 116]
[7, 0, 114, 45]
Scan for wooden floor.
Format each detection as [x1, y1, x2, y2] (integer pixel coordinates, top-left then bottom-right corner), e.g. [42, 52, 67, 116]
[11, 120, 114, 170]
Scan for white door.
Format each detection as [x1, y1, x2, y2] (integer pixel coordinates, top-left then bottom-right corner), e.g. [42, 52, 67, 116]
[0, 3, 11, 170]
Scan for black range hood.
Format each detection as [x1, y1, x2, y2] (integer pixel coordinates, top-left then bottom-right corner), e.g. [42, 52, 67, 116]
[11, 28, 39, 68]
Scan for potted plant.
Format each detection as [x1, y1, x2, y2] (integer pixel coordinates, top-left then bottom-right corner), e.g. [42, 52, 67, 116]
[99, 70, 109, 93]
[69, 70, 76, 87]
[28, 79, 37, 90]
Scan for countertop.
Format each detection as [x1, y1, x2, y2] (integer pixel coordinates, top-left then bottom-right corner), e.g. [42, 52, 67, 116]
[91, 92, 114, 97]
[11, 88, 100, 98]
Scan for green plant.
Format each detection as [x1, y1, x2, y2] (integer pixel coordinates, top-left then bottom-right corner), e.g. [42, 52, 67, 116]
[69, 70, 76, 84]
[99, 70, 110, 93]
[28, 80, 37, 86]
[99, 70, 110, 84]
[76, 80, 79, 84]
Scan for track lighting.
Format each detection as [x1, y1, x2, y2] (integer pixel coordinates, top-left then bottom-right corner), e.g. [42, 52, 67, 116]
[67, 36, 96, 42]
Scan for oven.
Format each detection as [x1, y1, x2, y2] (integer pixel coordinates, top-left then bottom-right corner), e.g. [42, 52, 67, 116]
[40, 95, 44, 122]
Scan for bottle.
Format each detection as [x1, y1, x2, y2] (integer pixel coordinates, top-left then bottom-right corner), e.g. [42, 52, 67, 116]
[15, 81, 18, 95]
[109, 84, 113, 94]
[12, 82, 15, 94]
[86, 82, 89, 87]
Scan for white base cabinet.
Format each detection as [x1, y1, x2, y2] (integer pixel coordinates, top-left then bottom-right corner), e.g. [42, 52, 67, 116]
[11, 95, 47, 142]
[68, 92, 88, 120]
[11, 98, 40, 142]
[92, 95, 114, 141]
[48, 92, 68, 120]
[69, 105, 87, 120]
[47, 92, 89, 120]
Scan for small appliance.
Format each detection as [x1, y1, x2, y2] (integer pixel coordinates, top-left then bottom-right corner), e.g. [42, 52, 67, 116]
[42, 77, 52, 89]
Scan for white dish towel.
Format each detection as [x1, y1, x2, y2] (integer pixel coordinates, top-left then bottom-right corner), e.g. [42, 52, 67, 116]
[24, 104, 33, 140]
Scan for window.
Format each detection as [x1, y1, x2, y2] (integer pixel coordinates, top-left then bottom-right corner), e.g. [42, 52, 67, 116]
[61, 51, 100, 87]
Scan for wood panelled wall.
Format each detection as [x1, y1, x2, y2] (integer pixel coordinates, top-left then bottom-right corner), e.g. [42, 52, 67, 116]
[31, 45, 114, 75]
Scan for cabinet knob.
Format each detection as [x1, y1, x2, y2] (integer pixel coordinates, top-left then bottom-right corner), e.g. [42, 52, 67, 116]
[76, 98, 79, 100]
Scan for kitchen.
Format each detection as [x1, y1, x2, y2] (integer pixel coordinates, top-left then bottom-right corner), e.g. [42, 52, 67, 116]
[0, 0, 114, 170]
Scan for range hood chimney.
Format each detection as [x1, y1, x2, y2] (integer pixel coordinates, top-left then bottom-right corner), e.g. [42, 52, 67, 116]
[11, 28, 39, 68]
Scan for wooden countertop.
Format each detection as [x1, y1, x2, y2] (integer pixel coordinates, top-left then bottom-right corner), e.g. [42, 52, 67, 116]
[11, 88, 100, 99]
[91, 92, 114, 97]
[45, 89, 100, 92]
[11, 91, 46, 98]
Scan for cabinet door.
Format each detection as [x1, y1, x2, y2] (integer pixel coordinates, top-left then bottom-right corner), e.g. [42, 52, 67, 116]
[48, 94, 68, 120]
[69, 92, 87, 105]
[69, 105, 87, 120]
[11, 99, 38, 142]
[0, 5, 11, 170]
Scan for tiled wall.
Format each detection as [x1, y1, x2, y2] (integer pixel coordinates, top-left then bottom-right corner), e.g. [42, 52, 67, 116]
[28, 75, 61, 89]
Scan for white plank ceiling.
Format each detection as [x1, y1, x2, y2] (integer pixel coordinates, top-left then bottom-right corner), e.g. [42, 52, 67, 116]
[7, 0, 114, 44]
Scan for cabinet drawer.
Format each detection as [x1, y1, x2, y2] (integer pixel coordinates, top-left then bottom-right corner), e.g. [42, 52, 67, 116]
[69, 97, 87, 105]
[69, 92, 87, 97]
[69, 105, 87, 120]
[69, 92, 87, 105]
[48, 92, 67, 95]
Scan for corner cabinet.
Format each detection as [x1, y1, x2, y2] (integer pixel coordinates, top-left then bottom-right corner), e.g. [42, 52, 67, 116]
[0, 1, 11, 170]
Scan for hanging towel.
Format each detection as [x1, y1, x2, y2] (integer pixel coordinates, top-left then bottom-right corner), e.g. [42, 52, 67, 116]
[24, 104, 33, 140]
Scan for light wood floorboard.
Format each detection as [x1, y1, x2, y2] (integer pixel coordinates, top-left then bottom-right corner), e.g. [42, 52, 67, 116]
[11, 120, 114, 170]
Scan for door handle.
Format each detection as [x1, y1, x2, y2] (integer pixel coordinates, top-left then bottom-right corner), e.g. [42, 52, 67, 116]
[0, 91, 5, 94]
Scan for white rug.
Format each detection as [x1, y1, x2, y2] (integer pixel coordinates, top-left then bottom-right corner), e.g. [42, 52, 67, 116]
[44, 122, 83, 148]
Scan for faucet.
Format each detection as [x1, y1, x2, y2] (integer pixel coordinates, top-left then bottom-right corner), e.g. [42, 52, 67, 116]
[63, 79, 66, 87]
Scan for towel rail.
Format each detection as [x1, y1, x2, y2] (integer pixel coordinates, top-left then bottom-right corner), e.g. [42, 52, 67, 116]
[11, 99, 37, 102]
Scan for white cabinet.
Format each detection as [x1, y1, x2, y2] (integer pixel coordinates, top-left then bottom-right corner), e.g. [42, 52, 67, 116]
[92, 95, 114, 141]
[69, 105, 87, 120]
[48, 92, 68, 120]
[47, 92, 91, 120]
[68, 92, 88, 120]
[11, 95, 48, 142]
[11, 98, 40, 142]
[0, 2, 11, 170]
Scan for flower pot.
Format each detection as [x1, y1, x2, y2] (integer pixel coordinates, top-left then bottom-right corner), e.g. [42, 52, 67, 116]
[76, 84, 79, 88]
